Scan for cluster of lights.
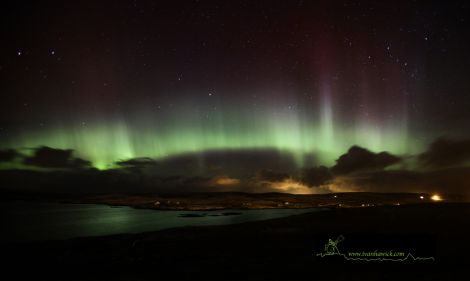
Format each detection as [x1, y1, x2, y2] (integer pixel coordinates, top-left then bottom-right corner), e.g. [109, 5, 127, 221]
[419, 194, 443, 201]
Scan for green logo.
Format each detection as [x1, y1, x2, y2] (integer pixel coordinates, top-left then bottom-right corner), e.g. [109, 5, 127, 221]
[316, 235, 435, 262]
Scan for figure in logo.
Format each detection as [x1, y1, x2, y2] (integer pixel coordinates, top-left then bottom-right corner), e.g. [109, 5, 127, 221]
[324, 235, 345, 255]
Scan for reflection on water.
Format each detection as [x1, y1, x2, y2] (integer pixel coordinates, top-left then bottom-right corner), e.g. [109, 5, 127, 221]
[0, 202, 322, 242]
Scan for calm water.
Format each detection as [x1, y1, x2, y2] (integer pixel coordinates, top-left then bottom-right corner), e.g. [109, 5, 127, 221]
[0, 201, 322, 242]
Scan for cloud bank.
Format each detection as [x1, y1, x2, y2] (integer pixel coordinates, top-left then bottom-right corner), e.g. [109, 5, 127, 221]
[1, 137, 469, 195]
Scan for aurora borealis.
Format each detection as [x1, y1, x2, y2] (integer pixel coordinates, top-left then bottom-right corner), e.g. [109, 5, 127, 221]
[2, 103, 413, 170]
[1, 1, 469, 171]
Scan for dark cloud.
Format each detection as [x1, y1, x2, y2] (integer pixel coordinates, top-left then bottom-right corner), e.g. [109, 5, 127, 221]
[331, 146, 401, 175]
[418, 137, 470, 169]
[255, 169, 290, 182]
[23, 146, 91, 169]
[116, 157, 157, 167]
[3, 139, 470, 196]
[70, 158, 92, 169]
[116, 157, 158, 173]
[327, 140, 470, 195]
[0, 149, 19, 162]
[126, 149, 302, 178]
[300, 166, 333, 187]
[183, 176, 212, 186]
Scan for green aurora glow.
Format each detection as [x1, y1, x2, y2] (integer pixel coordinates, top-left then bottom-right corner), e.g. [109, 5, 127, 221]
[1, 103, 423, 170]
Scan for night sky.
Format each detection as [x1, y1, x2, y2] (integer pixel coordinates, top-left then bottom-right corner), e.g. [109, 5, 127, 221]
[1, 0, 470, 171]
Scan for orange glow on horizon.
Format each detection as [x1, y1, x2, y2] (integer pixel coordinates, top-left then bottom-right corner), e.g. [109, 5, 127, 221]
[213, 176, 240, 186]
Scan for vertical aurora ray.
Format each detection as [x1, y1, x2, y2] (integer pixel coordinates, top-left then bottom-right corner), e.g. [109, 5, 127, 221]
[318, 83, 336, 162]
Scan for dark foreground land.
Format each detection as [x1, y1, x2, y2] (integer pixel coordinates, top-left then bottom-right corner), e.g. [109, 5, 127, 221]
[2, 202, 470, 280]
